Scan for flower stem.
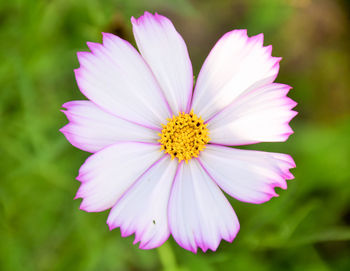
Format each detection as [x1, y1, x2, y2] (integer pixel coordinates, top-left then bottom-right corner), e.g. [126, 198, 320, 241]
[157, 241, 178, 271]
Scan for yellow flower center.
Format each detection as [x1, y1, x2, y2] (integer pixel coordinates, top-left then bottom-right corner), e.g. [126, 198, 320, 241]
[158, 110, 210, 163]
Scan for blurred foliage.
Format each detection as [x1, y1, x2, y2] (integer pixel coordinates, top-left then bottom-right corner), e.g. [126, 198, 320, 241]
[1, 0, 350, 270]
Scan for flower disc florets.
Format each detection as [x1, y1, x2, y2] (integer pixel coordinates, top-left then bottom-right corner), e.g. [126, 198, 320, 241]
[158, 110, 210, 162]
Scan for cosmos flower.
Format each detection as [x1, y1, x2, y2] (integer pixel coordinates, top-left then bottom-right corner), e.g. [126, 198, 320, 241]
[60, 11, 297, 253]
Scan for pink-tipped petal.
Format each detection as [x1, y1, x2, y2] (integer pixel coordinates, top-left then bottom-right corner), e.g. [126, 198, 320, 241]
[76, 142, 163, 212]
[199, 145, 296, 204]
[191, 30, 281, 121]
[60, 101, 159, 153]
[207, 83, 297, 145]
[168, 160, 240, 253]
[75, 33, 172, 130]
[132, 12, 193, 114]
[107, 155, 177, 249]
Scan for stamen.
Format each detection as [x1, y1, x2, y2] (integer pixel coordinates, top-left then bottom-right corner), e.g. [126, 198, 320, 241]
[158, 110, 210, 163]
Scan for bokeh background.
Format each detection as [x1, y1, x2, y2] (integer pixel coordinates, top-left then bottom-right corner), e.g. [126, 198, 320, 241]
[1, 0, 350, 270]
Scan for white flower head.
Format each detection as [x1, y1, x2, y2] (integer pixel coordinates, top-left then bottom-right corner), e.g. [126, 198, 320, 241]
[60, 12, 297, 253]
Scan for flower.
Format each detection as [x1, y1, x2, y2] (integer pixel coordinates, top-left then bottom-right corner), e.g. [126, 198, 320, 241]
[60, 11, 297, 253]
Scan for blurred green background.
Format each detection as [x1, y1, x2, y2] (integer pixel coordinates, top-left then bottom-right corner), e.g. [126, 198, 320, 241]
[1, 0, 350, 270]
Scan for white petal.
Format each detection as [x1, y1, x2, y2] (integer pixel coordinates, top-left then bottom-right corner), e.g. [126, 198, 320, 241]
[132, 12, 193, 114]
[168, 159, 239, 253]
[208, 83, 297, 145]
[75, 33, 172, 130]
[191, 30, 281, 121]
[60, 101, 159, 153]
[75, 142, 163, 212]
[107, 155, 177, 249]
[199, 145, 295, 204]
